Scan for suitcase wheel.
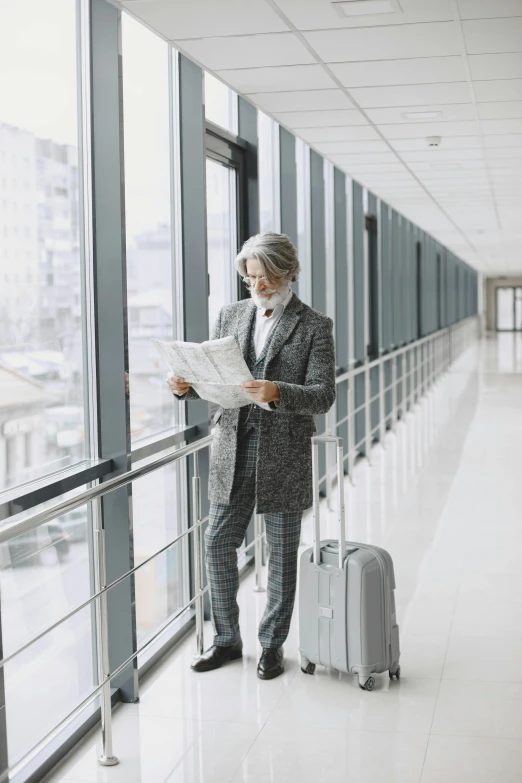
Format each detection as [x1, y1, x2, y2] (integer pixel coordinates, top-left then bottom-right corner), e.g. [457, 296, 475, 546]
[389, 665, 401, 681]
[301, 662, 316, 675]
[359, 676, 375, 691]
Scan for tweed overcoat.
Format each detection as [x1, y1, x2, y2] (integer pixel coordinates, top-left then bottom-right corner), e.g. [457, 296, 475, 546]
[181, 292, 336, 513]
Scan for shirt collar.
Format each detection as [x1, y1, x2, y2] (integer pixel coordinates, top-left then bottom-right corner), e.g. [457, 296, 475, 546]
[258, 287, 293, 317]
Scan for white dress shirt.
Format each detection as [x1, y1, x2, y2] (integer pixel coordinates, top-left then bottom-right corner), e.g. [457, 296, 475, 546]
[253, 288, 293, 360]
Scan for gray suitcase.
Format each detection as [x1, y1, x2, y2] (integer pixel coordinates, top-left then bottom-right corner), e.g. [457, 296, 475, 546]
[298, 436, 401, 691]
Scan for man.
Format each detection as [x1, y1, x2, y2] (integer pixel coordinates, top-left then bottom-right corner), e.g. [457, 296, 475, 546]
[168, 232, 335, 680]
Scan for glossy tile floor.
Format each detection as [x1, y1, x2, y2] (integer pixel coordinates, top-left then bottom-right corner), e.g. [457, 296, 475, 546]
[45, 333, 522, 783]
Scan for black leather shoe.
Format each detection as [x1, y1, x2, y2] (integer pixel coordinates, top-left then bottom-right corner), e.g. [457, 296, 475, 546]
[191, 640, 243, 673]
[257, 647, 284, 680]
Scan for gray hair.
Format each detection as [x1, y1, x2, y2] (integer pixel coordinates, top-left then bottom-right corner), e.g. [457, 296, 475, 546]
[234, 232, 300, 284]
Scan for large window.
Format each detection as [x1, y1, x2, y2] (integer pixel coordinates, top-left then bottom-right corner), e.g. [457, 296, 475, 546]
[206, 158, 238, 331]
[258, 111, 281, 234]
[122, 14, 179, 443]
[324, 161, 335, 322]
[296, 138, 312, 306]
[121, 17, 187, 661]
[0, 499, 95, 769]
[0, 0, 87, 493]
[204, 73, 238, 134]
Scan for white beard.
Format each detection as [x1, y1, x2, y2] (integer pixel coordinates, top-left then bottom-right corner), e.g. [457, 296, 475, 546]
[250, 286, 290, 311]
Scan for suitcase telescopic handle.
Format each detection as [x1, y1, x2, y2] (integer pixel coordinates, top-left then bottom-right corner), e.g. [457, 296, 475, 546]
[311, 436, 346, 569]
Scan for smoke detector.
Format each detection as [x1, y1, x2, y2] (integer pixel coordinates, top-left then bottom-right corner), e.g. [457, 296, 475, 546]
[427, 136, 442, 147]
[332, 0, 402, 17]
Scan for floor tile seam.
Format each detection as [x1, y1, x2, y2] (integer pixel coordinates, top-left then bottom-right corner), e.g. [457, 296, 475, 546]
[427, 731, 522, 743]
[266, 723, 432, 737]
[419, 556, 466, 779]
[440, 675, 522, 683]
[136, 710, 284, 727]
[225, 699, 286, 783]
[137, 708, 272, 727]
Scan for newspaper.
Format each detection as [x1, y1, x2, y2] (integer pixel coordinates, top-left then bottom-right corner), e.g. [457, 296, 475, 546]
[151, 335, 270, 410]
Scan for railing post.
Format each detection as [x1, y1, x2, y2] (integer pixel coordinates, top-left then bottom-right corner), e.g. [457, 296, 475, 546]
[93, 499, 118, 767]
[192, 453, 205, 657]
[391, 355, 398, 431]
[427, 337, 433, 391]
[253, 513, 266, 593]
[379, 360, 386, 445]
[364, 363, 372, 464]
[347, 378, 355, 485]
[325, 407, 336, 509]
[408, 348, 414, 412]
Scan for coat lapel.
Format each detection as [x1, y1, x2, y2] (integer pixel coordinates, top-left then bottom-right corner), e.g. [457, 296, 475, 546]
[236, 300, 257, 362]
[264, 292, 303, 366]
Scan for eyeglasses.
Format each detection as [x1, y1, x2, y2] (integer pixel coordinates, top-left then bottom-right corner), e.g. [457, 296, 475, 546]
[242, 275, 272, 288]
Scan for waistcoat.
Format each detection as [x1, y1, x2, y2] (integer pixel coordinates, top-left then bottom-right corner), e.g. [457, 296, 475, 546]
[238, 317, 277, 436]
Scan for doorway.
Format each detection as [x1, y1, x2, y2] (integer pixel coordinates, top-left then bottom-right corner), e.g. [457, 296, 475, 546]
[496, 287, 522, 331]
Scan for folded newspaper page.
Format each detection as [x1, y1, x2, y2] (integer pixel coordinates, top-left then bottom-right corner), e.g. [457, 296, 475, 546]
[151, 335, 270, 410]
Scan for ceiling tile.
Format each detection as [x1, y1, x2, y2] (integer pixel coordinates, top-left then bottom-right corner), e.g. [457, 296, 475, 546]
[458, 0, 522, 19]
[463, 18, 522, 54]
[349, 82, 471, 108]
[474, 79, 522, 102]
[303, 23, 460, 63]
[487, 147, 522, 159]
[330, 57, 466, 88]
[174, 33, 315, 71]
[121, 0, 287, 40]
[331, 162, 406, 172]
[297, 127, 385, 144]
[215, 64, 337, 93]
[276, 0, 454, 31]
[469, 53, 522, 81]
[478, 101, 522, 119]
[245, 89, 352, 112]
[378, 120, 479, 138]
[399, 148, 484, 161]
[311, 150, 397, 163]
[272, 109, 365, 127]
[365, 103, 475, 124]
[295, 126, 380, 142]
[306, 139, 390, 152]
[390, 136, 481, 151]
[481, 118, 522, 133]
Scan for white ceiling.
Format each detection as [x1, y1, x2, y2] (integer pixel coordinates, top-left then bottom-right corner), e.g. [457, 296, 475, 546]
[119, 0, 522, 276]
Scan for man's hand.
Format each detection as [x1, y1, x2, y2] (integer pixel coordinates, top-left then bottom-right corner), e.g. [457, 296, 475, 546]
[167, 372, 192, 396]
[241, 380, 280, 404]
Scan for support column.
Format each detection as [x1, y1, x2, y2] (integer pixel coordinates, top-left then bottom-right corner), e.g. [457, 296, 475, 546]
[90, 0, 137, 702]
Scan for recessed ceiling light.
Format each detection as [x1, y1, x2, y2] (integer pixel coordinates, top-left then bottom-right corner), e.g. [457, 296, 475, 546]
[333, 1, 398, 17]
[402, 111, 443, 120]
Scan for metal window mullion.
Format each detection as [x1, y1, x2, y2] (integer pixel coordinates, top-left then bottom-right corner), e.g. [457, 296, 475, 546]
[168, 45, 191, 622]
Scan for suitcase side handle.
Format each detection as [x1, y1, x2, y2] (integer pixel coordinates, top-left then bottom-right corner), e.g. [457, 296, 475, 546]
[311, 436, 346, 569]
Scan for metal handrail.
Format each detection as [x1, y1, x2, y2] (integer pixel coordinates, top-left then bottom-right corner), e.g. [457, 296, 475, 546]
[0, 313, 478, 781]
[0, 434, 214, 546]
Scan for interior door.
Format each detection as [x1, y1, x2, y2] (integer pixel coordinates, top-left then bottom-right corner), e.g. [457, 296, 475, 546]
[496, 287, 515, 331]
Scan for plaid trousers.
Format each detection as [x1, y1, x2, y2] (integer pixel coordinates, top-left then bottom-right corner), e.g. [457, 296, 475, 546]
[205, 427, 302, 649]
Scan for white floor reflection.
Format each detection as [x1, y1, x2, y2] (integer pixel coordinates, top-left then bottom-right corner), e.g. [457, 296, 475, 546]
[45, 334, 522, 783]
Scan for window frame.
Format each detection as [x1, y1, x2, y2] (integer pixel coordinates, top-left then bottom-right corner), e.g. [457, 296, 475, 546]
[205, 121, 250, 303]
